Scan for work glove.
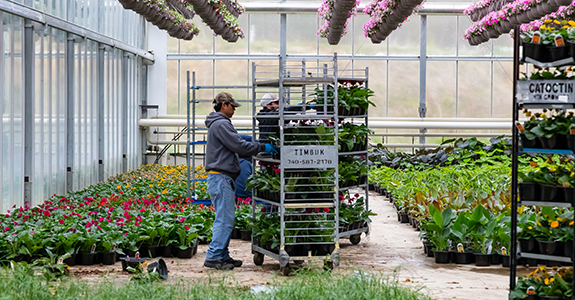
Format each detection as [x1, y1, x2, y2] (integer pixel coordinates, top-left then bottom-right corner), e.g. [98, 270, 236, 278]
[264, 143, 278, 154]
[297, 102, 316, 110]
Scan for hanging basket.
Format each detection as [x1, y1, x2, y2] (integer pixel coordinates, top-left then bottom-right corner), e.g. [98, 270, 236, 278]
[166, 0, 194, 19]
[555, 0, 572, 6]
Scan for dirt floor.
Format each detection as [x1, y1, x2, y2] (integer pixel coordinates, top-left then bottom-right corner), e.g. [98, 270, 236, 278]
[71, 190, 533, 299]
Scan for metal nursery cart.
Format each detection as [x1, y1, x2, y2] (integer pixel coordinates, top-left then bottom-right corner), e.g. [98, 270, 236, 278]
[509, 29, 575, 298]
[250, 54, 370, 273]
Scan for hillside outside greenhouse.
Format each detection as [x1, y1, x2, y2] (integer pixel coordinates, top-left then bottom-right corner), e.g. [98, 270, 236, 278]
[4, 0, 575, 299]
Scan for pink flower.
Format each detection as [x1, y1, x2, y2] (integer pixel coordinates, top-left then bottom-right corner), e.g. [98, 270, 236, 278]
[135, 222, 140, 227]
[97, 225, 101, 230]
[17, 213, 22, 217]
[99, 217, 104, 222]
[274, 168, 280, 174]
[323, 207, 330, 213]
[59, 219, 64, 224]
[161, 201, 167, 205]
[180, 217, 185, 223]
[3, 227, 9, 232]
[185, 225, 189, 230]
[43, 211, 51, 217]
[4, 214, 9, 217]
[136, 216, 142, 222]
[124, 232, 129, 236]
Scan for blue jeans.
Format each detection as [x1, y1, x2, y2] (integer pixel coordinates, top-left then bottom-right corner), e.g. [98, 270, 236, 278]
[205, 173, 236, 261]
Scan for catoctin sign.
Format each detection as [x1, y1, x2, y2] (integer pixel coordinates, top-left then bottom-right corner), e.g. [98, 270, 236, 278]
[517, 80, 575, 104]
[281, 145, 337, 169]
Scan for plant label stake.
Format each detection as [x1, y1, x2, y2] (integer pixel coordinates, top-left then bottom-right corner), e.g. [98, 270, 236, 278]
[515, 121, 524, 132]
[135, 251, 140, 259]
[570, 125, 575, 135]
[91, 244, 96, 254]
[457, 243, 464, 253]
[501, 247, 507, 256]
[532, 32, 541, 44]
[555, 34, 565, 47]
[10, 261, 14, 271]
[111, 244, 117, 253]
[58, 258, 64, 265]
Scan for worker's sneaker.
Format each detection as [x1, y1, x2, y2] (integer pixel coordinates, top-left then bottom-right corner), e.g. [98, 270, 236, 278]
[225, 257, 243, 267]
[204, 259, 235, 270]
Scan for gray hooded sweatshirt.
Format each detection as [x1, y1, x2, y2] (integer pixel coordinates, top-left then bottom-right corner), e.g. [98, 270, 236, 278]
[205, 112, 265, 180]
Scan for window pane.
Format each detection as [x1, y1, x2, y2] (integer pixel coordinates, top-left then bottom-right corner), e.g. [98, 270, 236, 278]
[388, 61, 419, 117]
[428, 16, 456, 56]
[458, 61, 491, 117]
[248, 14, 280, 54]
[287, 14, 318, 55]
[427, 61, 456, 117]
[388, 16, 420, 56]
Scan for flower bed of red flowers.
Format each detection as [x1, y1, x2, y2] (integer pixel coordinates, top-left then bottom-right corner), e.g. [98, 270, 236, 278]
[0, 165, 218, 266]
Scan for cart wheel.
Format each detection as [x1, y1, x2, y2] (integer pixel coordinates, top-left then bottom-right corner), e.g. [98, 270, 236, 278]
[280, 264, 291, 276]
[293, 260, 305, 265]
[253, 253, 264, 266]
[350, 234, 361, 245]
[324, 260, 334, 271]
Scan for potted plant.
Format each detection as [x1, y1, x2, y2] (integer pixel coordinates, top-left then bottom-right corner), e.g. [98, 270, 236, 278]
[449, 212, 475, 264]
[469, 206, 498, 266]
[174, 224, 198, 258]
[419, 206, 456, 264]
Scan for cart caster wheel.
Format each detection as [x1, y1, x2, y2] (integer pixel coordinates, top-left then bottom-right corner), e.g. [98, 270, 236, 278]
[254, 253, 264, 266]
[293, 260, 305, 265]
[324, 260, 334, 271]
[350, 234, 361, 245]
[280, 264, 291, 276]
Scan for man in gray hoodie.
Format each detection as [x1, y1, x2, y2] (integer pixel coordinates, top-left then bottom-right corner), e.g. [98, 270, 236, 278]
[204, 92, 277, 270]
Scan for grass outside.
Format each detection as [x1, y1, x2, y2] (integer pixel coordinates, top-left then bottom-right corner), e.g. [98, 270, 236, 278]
[0, 264, 433, 300]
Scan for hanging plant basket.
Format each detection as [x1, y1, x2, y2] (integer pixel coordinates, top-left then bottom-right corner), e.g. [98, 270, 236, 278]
[187, 0, 242, 42]
[166, 0, 194, 19]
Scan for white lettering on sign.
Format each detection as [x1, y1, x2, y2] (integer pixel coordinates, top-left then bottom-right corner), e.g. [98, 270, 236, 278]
[281, 145, 337, 169]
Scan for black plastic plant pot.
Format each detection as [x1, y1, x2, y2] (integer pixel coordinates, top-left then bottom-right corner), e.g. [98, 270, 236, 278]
[312, 244, 335, 256]
[548, 46, 570, 62]
[538, 240, 559, 255]
[474, 253, 492, 266]
[519, 238, 538, 253]
[176, 247, 193, 259]
[231, 228, 241, 239]
[539, 296, 563, 300]
[434, 251, 450, 264]
[564, 241, 574, 257]
[63, 254, 77, 266]
[125, 249, 137, 257]
[523, 295, 538, 300]
[192, 244, 198, 256]
[285, 245, 304, 256]
[120, 257, 147, 271]
[368, 184, 375, 191]
[520, 133, 541, 148]
[454, 251, 474, 264]
[501, 255, 510, 268]
[491, 253, 501, 265]
[79, 253, 95, 266]
[564, 188, 574, 204]
[568, 134, 575, 152]
[519, 182, 539, 201]
[540, 184, 559, 202]
[147, 258, 168, 280]
[240, 230, 251, 241]
[539, 135, 568, 150]
[159, 245, 173, 257]
[140, 246, 158, 258]
[399, 212, 409, 223]
[101, 253, 116, 265]
[523, 42, 546, 62]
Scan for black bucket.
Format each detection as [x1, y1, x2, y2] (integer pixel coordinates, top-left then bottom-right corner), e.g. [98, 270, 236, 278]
[120, 256, 147, 271]
[147, 258, 168, 280]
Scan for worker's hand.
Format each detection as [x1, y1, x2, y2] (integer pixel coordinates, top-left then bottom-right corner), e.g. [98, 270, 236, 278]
[264, 143, 278, 154]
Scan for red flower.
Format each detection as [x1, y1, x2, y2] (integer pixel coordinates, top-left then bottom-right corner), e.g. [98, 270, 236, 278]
[139, 208, 145, 213]
[185, 225, 189, 230]
[17, 213, 22, 217]
[323, 207, 330, 213]
[43, 211, 51, 217]
[4, 214, 9, 217]
[180, 217, 185, 223]
[124, 232, 128, 236]
[2, 227, 9, 232]
[58, 219, 64, 224]
[274, 168, 280, 174]
[261, 207, 266, 213]
[135, 222, 140, 227]
[354, 193, 360, 198]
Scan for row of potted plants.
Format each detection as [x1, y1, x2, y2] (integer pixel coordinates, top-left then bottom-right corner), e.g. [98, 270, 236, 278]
[519, 155, 574, 202]
[187, 0, 244, 42]
[0, 165, 215, 266]
[362, 0, 425, 44]
[118, 0, 200, 40]
[317, 0, 361, 45]
[511, 266, 574, 299]
[463, 0, 571, 46]
[520, 20, 575, 63]
[520, 109, 575, 150]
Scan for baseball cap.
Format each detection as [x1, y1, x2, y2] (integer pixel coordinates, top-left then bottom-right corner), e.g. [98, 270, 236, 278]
[260, 93, 279, 107]
[213, 92, 241, 107]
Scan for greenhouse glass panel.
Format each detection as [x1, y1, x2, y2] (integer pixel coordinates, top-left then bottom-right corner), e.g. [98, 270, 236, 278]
[387, 61, 419, 117]
[492, 61, 513, 118]
[353, 14, 388, 56]
[457, 17, 492, 57]
[388, 15, 420, 56]
[457, 61, 492, 118]
[178, 20, 214, 54]
[427, 16, 456, 56]
[352, 60, 387, 117]
[426, 61, 456, 118]
[248, 14, 280, 54]
[287, 14, 319, 55]
[215, 15, 248, 54]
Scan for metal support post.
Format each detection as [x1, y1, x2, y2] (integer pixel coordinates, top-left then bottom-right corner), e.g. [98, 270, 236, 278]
[509, 25, 520, 294]
[66, 33, 75, 192]
[419, 15, 427, 147]
[23, 20, 34, 204]
[280, 13, 287, 70]
[122, 52, 129, 173]
[186, 71, 191, 199]
[141, 61, 149, 165]
[98, 45, 105, 182]
[191, 72, 197, 197]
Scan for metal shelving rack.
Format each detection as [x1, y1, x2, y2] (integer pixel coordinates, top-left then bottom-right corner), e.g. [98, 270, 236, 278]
[509, 33, 575, 298]
[250, 55, 341, 274]
[185, 71, 253, 204]
[336, 67, 370, 244]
